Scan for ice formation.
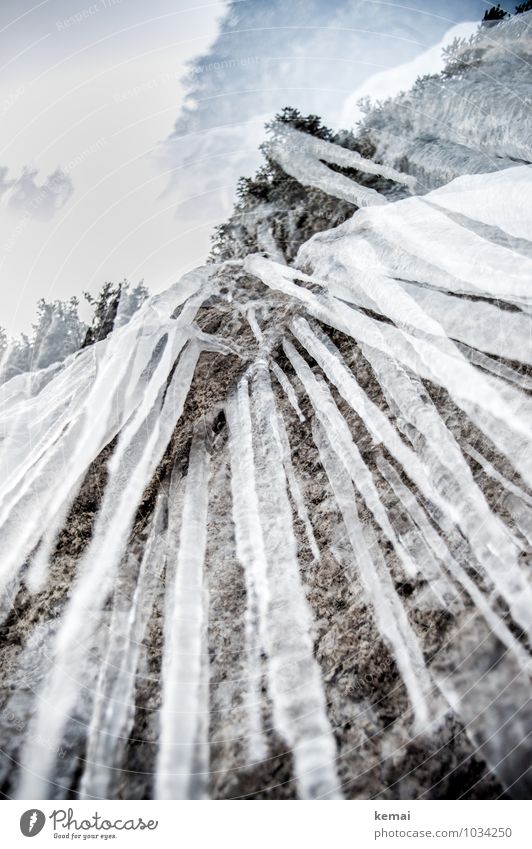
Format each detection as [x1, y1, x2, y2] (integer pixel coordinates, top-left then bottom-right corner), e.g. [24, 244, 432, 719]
[1, 11, 532, 801]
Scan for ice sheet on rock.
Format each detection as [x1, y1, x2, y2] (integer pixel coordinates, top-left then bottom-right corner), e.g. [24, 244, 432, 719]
[395, 284, 532, 366]
[156, 424, 211, 800]
[297, 180, 532, 303]
[427, 166, 532, 244]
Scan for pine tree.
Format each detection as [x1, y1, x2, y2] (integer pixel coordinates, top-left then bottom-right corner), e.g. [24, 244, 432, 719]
[483, 4, 509, 23]
[0, 280, 148, 383]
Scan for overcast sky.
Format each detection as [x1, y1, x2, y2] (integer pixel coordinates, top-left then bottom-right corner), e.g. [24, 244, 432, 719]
[0, 0, 492, 335]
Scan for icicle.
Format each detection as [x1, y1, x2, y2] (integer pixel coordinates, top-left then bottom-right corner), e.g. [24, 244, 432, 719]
[458, 343, 532, 392]
[245, 254, 532, 451]
[246, 305, 263, 344]
[291, 316, 450, 510]
[266, 125, 414, 207]
[270, 360, 305, 423]
[274, 397, 320, 561]
[360, 342, 532, 644]
[427, 166, 532, 244]
[225, 385, 269, 764]
[79, 495, 167, 799]
[229, 367, 342, 798]
[312, 419, 433, 730]
[268, 136, 388, 207]
[395, 283, 532, 366]
[16, 342, 202, 800]
[156, 424, 211, 800]
[271, 126, 416, 186]
[0, 271, 211, 594]
[464, 443, 532, 509]
[282, 337, 418, 579]
[463, 443, 532, 548]
[376, 455, 532, 675]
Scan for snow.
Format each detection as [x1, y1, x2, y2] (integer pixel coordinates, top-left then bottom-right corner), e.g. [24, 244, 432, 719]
[156, 425, 211, 800]
[338, 21, 479, 128]
[6, 31, 532, 797]
[359, 12, 532, 188]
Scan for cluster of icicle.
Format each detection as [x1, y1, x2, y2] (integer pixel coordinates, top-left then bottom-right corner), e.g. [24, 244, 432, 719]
[1, 129, 532, 800]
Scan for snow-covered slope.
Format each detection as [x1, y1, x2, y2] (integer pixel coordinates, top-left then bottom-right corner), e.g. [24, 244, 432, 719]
[1, 12, 532, 802]
[360, 11, 532, 188]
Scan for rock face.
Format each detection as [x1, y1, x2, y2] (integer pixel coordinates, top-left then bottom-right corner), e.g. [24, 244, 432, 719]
[1, 12, 532, 801]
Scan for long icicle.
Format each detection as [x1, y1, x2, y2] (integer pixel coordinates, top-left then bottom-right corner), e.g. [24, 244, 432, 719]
[225, 385, 269, 765]
[283, 337, 418, 579]
[16, 342, 201, 799]
[232, 366, 342, 798]
[273, 394, 320, 561]
[291, 317, 532, 626]
[79, 494, 167, 799]
[376, 455, 532, 673]
[360, 342, 532, 644]
[156, 423, 211, 800]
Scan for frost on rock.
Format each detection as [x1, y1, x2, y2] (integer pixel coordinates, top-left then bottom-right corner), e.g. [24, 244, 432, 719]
[2, 16, 532, 800]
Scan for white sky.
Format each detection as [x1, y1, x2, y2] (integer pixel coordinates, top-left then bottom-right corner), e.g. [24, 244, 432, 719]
[0, 0, 225, 335]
